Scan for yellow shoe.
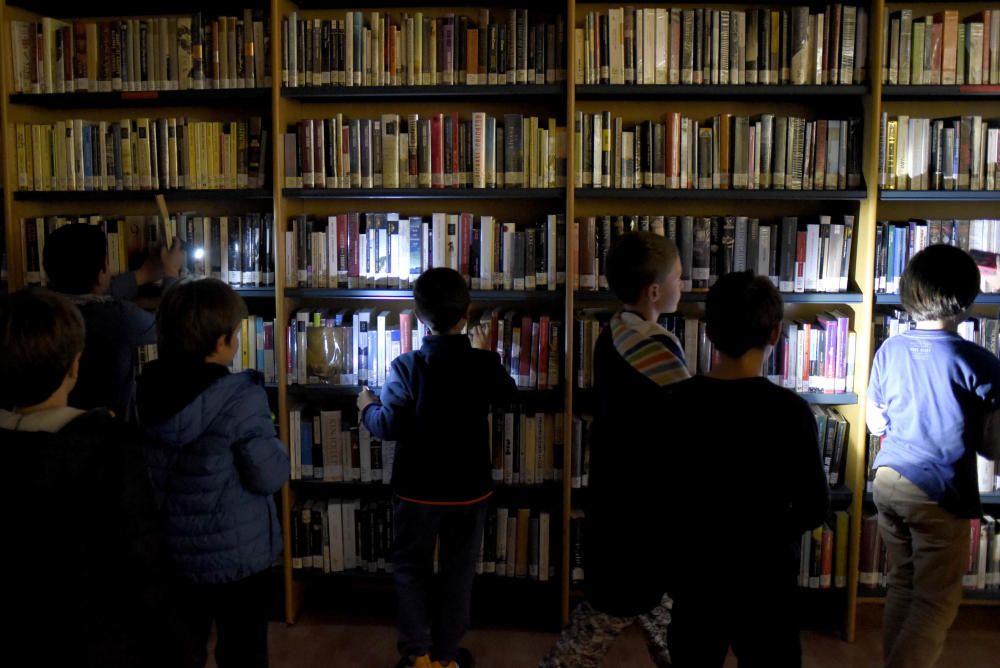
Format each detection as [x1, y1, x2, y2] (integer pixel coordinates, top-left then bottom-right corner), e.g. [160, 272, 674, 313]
[412, 656, 433, 668]
[431, 662, 457, 668]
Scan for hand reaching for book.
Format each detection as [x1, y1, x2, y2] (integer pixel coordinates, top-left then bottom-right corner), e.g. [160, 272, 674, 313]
[161, 240, 184, 279]
[357, 387, 380, 413]
[470, 323, 490, 350]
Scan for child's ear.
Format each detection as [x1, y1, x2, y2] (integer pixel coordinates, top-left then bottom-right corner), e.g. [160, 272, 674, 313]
[68, 352, 82, 381]
[217, 333, 231, 354]
[767, 324, 781, 347]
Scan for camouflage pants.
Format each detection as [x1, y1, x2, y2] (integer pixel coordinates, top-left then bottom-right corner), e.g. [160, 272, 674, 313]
[538, 594, 672, 668]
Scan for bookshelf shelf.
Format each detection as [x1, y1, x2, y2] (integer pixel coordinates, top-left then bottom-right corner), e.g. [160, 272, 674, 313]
[4, 0, 260, 16]
[574, 290, 865, 304]
[13, 189, 273, 202]
[282, 188, 564, 200]
[858, 588, 1000, 605]
[878, 191, 1000, 202]
[282, 84, 565, 101]
[875, 293, 1000, 306]
[576, 84, 868, 100]
[234, 287, 277, 297]
[575, 187, 868, 201]
[881, 85, 1000, 100]
[284, 288, 564, 301]
[8, 89, 270, 109]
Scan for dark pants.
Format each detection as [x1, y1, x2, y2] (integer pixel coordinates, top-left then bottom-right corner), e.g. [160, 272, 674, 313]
[667, 584, 801, 668]
[392, 498, 487, 664]
[174, 570, 270, 668]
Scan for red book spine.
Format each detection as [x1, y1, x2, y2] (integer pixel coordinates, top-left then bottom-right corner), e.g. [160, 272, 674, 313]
[348, 212, 360, 282]
[795, 229, 807, 292]
[537, 315, 550, 390]
[460, 212, 472, 281]
[337, 214, 349, 286]
[450, 111, 460, 188]
[431, 114, 444, 188]
[399, 311, 413, 354]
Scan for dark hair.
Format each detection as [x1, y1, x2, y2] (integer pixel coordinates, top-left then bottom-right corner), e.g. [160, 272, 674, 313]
[156, 279, 248, 362]
[43, 224, 108, 295]
[413, 267, 470, 332]
[0, 288, 86, 409]
[705, 271, 784, 358]
[900, 245, 980, 321]
[606, 232, 679, 304]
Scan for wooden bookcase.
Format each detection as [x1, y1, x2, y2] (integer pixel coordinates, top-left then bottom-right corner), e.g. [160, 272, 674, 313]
[2, 0, 997, 645]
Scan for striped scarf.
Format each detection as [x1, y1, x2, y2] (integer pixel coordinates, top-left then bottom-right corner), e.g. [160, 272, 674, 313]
[610, 311, 690, 387]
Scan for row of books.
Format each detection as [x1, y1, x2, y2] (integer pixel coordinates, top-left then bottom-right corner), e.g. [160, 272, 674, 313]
[860, 513, 1000, 591]
[21, 215, 276, 288]
[578, 5, 867, 87]
[575, 112, 863, 191]
[288, 412, 394, 483]
[575, 311, 857, 397]
[135, 315, 279, 381]
[866, 433, 1000, 496]
[882, 9, 1000, 86]
[291, 499, 555, 581]
[874, 220, 1000, 295]
[879, 114, 1000, 191]
[14, 117, 269, 192]
[287, 308, 562, 391]
[9, 11, 271, 95]
[282, 9, 566, 88]
[286, 213, 566, 291]
[798, 511, 851, 590]
[577, 214, 854, 294]
[873, 312, 999, 361]
[283, 113, 566, 190]
[289, 407, 566, 486]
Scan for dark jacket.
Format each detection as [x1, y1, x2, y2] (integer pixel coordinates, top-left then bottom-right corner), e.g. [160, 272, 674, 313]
[67, 273, 169, 422]
[0, 409, 176, 667]
[361, 335, 517, 503]
[584, 324, 685, 617]
[137, 360, 289, 584]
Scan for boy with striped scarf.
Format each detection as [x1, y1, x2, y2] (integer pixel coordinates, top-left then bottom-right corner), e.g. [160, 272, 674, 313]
[540, 231, 686, 668]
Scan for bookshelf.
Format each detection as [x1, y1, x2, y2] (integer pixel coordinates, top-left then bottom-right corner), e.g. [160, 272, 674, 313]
[2, 0, 995, 646]
[865, 0, 1000, 624]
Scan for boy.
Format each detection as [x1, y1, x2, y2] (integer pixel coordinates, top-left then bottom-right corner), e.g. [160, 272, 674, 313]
[867, 245, 1000, 668]
[357, 267, 517, 668]
[541, 231, 686, 668]
[0, 288, 175, 667]
[43, 223, 183, 421]
[137, 279, 289, 668]
[665, 272, 829, 667]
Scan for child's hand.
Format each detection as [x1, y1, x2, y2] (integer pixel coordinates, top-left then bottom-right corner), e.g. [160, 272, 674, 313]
[161, 239, 184, 279]
[470, 323, 490, 350]
[357, 386, 379, 413]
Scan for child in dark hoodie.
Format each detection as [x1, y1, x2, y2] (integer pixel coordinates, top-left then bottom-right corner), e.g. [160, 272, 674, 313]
[0, 288, 176, 667]
[358, 267, 517, 668]
[137, 278, 289, 668]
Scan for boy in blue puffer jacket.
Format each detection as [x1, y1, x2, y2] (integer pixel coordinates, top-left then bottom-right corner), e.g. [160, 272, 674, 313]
[137, 278, 290, 668]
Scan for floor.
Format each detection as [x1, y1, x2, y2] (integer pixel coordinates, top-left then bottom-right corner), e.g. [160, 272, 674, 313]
[209, 605, 1000, 667]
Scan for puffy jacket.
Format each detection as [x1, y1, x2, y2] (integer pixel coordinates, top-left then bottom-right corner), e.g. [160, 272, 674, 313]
[137, 360, 289, 584]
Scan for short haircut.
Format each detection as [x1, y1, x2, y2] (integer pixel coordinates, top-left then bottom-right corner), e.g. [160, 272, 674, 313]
[0, 288, 86, 409]
[900, 245, 980, 322]
[156, 279, 248, 363]
[43, 224, 108, 295]
[706, 271, 784, 358]
[606, 231, 680, 305]
[413, 267, 470, 332]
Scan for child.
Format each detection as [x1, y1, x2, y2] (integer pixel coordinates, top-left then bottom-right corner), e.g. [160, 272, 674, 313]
[540, 231, 687, 668]
[357, 267, 517, 668]
[867, 245, 1000, 668]
[0, 288, 175, 667]
[43, 223, 183, 422]
[136, 279, 289, 668]
[664, 272, 830, 668]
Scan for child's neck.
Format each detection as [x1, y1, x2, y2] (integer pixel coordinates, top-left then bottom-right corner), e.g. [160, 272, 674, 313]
[622, 300, 659, 323]
[914, 319, 959, 332]
[707, 350, 766, 380]
[15, 388, 70, 416]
